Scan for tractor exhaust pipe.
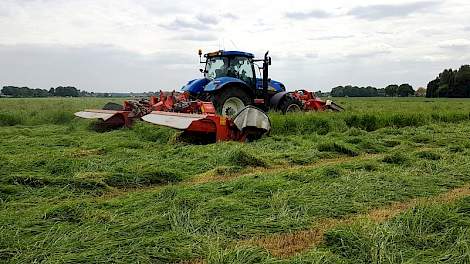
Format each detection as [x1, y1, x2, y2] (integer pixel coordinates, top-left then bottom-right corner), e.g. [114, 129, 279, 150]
[262, 51, 270, 110]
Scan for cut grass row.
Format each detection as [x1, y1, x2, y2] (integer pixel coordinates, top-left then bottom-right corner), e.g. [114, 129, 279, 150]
[251, 184, 470, 258]
[191, 195, 470, 264]
[3, 120, 467, 203]
[2, 141, 469, 262]
[2, 98, 470, 263]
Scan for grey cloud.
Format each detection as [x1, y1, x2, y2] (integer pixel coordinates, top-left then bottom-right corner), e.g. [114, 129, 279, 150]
[160, 18, 208, 30]
[171, 33, 217, 41]
[345, 49, 391, 59]
[223, 13, 238, 20]
[0, 44, 197, 92]
[136, 0, 192, 15]
[285, 10, 333, 20]
[0, 2, 15, 17]
[438, 39, 470, 50]
[348, 1, 439, 20]
[2, 44, 467, 94]
[196, 14, 218, 25]
[464, 26, 470, 31]
[272, 55, 463, 92]
[310, 35, 354, 41]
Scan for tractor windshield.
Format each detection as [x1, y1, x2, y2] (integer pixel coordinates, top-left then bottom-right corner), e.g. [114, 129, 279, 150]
[206, 57, 229, 80]
[205, 56, 254, 84]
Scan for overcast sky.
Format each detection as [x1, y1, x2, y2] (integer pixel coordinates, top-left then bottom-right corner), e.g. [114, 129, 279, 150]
[1, 0, 469, 92]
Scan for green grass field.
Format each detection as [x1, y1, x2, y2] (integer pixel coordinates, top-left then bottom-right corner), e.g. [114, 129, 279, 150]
[1, 97, 470, 263]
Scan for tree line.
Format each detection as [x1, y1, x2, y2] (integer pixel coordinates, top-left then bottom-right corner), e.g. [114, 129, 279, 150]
[330, 84, 416, 97]
[1, 86, 88, 97]
[426, 65, 470, 98]
[0, 86, 160, 98]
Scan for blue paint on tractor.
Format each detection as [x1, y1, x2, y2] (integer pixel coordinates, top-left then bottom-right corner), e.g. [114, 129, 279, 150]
[181, 50, 287, 106]
[204, 77, 248, 92]
[181, 78, 210, 94]
[256, 78, 285, 93]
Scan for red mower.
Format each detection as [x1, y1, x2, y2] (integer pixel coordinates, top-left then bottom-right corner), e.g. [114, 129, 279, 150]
[75, 50, 342, 142]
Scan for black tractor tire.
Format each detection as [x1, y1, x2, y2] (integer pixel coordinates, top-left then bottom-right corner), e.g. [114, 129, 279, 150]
[211, 87, 253, 117]
[278, 94, 303, 114]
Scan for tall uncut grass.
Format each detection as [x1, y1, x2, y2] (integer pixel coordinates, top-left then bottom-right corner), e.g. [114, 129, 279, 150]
[1, 97, 470, 135]
[271, 97, 470, 135]
[0, 97, 122, 126]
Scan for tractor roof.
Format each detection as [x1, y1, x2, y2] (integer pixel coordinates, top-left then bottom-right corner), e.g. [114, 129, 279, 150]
[205, 50, 254, 58]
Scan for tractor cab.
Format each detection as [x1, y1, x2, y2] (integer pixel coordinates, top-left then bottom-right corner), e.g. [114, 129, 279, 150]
[182, 50, 287, 117]
[202, 51, 256, 88]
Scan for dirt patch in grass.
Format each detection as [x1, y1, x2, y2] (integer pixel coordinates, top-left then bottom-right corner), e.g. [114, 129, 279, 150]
[251, 184, 470, 258]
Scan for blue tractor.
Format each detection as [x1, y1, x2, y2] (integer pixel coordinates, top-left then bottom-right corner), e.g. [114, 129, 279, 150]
[181, 50, 304, 117]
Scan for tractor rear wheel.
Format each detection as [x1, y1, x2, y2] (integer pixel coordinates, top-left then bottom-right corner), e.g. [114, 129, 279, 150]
[212, 87, 252, 117]
[279, 94, 303, 114]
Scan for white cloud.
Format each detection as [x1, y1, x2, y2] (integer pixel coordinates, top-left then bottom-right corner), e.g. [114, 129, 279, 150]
[0, 0, 469, 91]
[438, 39, 470, 49]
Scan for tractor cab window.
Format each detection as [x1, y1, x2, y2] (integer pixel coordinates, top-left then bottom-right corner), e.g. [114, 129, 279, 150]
[206, 57, 229, 80]
[205, 56, 254, 85]
[227, 57, 254, 84]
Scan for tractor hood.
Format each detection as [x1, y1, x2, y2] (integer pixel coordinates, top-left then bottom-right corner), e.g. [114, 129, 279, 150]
[181, 77, 249, 94]
[256, 78, 286, 93]
[181, 78, 210, 94]
[181, 77, 285, 95]
[203, 77, 248, 92]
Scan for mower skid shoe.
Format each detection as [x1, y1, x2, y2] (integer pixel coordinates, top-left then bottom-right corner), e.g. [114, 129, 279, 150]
[233, 106, 271, 134]
[325, 100, 344, 112]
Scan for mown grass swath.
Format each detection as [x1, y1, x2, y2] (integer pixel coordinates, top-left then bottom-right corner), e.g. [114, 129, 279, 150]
[1, 97, 470, 263]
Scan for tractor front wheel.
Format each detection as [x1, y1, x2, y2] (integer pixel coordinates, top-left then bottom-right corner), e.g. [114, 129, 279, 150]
[212, 87, 252, 117]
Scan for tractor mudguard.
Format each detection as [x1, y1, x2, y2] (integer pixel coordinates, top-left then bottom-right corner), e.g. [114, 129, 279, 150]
[270, 91, 290, 109]
[203, 77, 250, 93]
[181, 78, 210, 94]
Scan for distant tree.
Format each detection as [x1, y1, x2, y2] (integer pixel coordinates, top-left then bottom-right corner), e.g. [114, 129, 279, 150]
[2, 85, 93, 97]
[1, 86, 49, 97]
[53, 86, 80, 97]
[426, 65, 470, 98]
[451, 65, 470, 98]
[331, 86, 345, 97]
[398, 84, 414, 97]
[426, 78, 440, 97]
[415, 87, 426, 97]
[377, 88, 386, 97]
[385, 84, 398, 97]
[331, 85, 379, 97]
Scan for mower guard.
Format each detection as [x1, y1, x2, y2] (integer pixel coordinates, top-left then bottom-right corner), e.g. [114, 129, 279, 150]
[75, 109, 121, 121]
[141, 106, 271, 142]
[325, 100, 344, 112]
[233, 106, 271, 132]
[141, 111, 208, 130]
[74, 109, 132, 127]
